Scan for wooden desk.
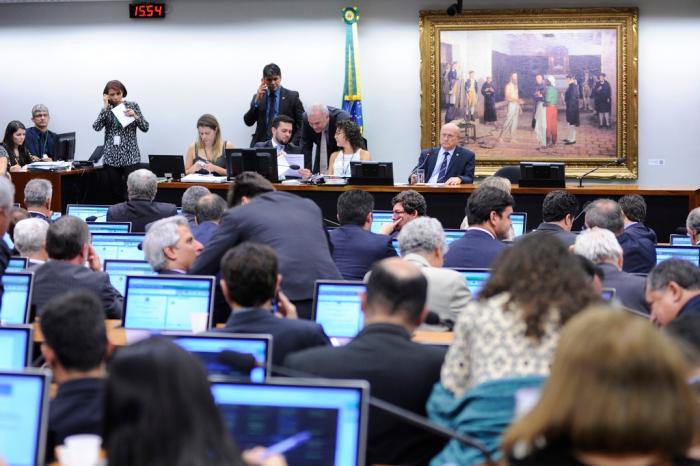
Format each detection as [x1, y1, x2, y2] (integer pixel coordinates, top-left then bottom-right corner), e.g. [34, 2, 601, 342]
[11, 168, 104, 212]
[34, 319, 126, 346]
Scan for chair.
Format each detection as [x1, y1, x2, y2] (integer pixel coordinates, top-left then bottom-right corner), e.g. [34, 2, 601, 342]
[463, 123, 477, 144]
[494, 165, 521, 184]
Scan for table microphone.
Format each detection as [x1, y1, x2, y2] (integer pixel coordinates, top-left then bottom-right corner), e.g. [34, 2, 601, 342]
[85, 214, 108, 222]
[578, 156, 626, 187]
[424, 311, 455, 331]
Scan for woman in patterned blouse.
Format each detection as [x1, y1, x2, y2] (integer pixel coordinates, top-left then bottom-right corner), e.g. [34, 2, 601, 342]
[93, 79, 149, 203]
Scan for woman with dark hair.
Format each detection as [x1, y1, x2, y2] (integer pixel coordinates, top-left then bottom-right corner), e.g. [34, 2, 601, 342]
[0, 120, 38, 175]
[93, 79, 149, 203]
[184, 114, 234, 176]
[327, 119, 370, 177]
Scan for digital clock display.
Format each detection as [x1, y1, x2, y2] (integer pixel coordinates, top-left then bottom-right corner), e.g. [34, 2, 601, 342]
[129, 3, 166, 19]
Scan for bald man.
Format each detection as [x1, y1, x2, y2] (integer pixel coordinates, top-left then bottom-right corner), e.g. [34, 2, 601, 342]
[410, 123, 475, 185]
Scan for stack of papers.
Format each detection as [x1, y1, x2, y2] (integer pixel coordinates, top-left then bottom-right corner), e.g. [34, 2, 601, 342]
[179, 174, 229, 184]
[26, 161, 72, 171]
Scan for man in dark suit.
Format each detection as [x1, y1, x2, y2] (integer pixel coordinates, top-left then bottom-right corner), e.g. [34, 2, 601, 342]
[253, 115, 302, 180]
[285, 258, 447, 466]
[40, 291, 108, 463]
[243, 63, 304, 147]
[410, 123, 475, 185]
[619, 194, 658, 265]
[24, 178, 53, 223]
[299, 103, 351, 175]
[143, 216, 203, 274]
[329, 189, 396, 280]
[106, 169, 178, 233]
[32, 216, 123, 318]
[219, 242, 330, 365]
[25, 104, 59, 160]
[180, 185, 211, 230]
[378, 190, 427, 240]
[523, 190, 579, 247]
[646, 259, 700, 326]
[444, 186, 513, 268]
[192, 194, 226, 246]
[190, 172, 342, 319]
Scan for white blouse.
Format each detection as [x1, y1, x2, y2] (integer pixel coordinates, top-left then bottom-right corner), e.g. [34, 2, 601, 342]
[331, 149, 360, 177]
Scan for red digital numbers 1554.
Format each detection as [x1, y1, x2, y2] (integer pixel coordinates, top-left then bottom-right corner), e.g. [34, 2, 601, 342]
[129, 3, 166, 19]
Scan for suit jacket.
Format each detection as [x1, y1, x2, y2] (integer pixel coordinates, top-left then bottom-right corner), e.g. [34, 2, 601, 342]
[28, 210, 51, 223]
[25, 126, 59, 159]
[106, 200, 178, 233]
[190, 191, 342, 301]
[329, 224, 397, 281]
[403, 253, 471, 328]
[678, 295, 700, 319]
[522, 222, 577, 247]
[253, 139, 302, 155]
[32, 260, 123, 318]
[443, 228, 509, 269]
[285, 323, 448, 466]
[598, 262, 650, 314]
[300, 106, 352, 173]
[221, 307, 330, 366]
[192, 220, 219, 246]
[412, 146, 475, 184]
[618, 225, 657, 274]
[243, 87, 304, 147]
[0, 240, 10, 302]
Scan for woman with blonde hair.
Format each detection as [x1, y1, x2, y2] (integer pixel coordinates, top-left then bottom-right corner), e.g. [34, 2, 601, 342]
[503, 307, 700, 466]
[184, 114, 234, 176]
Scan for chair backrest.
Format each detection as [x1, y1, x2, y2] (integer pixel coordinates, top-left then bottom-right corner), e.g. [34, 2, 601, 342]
[493, 165, 521, 184]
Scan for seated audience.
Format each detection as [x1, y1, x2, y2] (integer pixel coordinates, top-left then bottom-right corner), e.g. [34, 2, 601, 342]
[503, 307, 699, 466]
[184, 114, 234, 176]
[24, 178, 53, 222]
[24, 104, 57, 160]
[573, 227, 650, 313]
[0, 178, 12, 300]
[106, 169, 178, 232]
[300, 103, 351, 175]
[329, 189, 396, 280]
[460, 175, 513, 233]
[398, 217, 470, 329]
[687, 207, 700, 246]
[286, 258, 448, 466]
[619, 193, 658, 244]
[13, 218, 49, 268]
[191, 172, 341, 319]
[410, 123, 475, 185]
[41, 291, 108, 462]
[646, 258, 700, 326]
[254, 114, 301, 155]
[180, 185, 211, 229]
[0, 120, 37, 175]
[193, 194, 227, 246]
[429, 235, 597, 465]
[32, 216, 123, 318]
[219, 242, 330, 364]
[585, 198, 656, 274]
[444, 186, 513, 268]
[8, 206, 29, 243]
[574, 254, 605, 295]
[379, 189, 427, 239]
[143, 216, 203, 274]
[525, 190, 578, 246]
[326, 120, 370, 177]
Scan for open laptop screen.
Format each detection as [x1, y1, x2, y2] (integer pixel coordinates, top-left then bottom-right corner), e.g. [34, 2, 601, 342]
[450, 268, 491, 298]
[211, 379, 368, 466]
[0, 272, 33, 325]
[87, 222, 131, 234]
[655, 246, 700, 267]
[6, 257, 28, 272]
[443, 229, 465, 245]
[104, 260, 157, 295]
[510, 212, 527, 237]
[91, 233, 145, 261]
[0, 326, 33, 369]
[670, 234, 693, 246]
[370, 210, 394, 234]
[66, 204, 110, 222]
[313, 281, 366, 346]
[123, 275, 214, 331]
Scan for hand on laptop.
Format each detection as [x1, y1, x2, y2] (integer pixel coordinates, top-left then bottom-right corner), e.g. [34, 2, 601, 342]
[242, 447, 288, 466]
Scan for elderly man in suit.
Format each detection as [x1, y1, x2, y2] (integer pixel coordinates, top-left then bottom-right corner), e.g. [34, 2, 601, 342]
[687, 207, 700, 246]
[142, 216, 203, 275]
[13, 218, 49, 268]
[299, 103, 351, 176]
[410, 123, 475, 185]
[646, 259, 700, 326]
[24, 178, 54, 223]
[192, 194, 227, 246]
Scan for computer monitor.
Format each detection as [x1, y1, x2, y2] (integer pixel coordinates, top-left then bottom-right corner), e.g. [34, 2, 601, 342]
[349, 161, 394, 186]
[122, 275, 215, 331]
[225, 148, 278, 183]
[66, 204, 110, 222]
[103, 259, 157, 295]
[519, 162, 565, 188]
[370, 210, 394, 234]
[510, 212, 528, 237]
[0, 325, 33, 370]
[670, 234, 693, 246]
[655, 246, 700, 267]
[91, 233, 146, 261]
[450, 268, 491, 298]
[87, 222, 131, 234]
[6, 257, 28, 272]
[444, 229, 466, 245]
[391, 239, 401, 256]
[50, 212, 62, 222]
[601, 288, 616, 302]
[0, 272, 34, 325]
[210, 378, 369, 466]
[313, 280, 366, 346]
[149, 154, 186, 181]
[55, 132, 76, 161]
[166, 333, 271, 382]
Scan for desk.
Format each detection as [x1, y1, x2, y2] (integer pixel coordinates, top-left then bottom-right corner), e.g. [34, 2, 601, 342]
[11, 168, 105, 212]
[34, 319, 125, 346]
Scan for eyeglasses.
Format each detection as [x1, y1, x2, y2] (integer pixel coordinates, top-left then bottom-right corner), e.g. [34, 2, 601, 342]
[392, 210, 406, 217]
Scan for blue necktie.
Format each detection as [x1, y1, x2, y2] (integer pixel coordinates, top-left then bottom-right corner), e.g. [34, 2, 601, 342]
[437, 151, 450, 183]
[266, 91, 277, 126]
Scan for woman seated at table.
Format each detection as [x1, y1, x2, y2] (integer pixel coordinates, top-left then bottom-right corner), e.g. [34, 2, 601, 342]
[326, 120, 370, 177]
[184, 114, 234, 176]
[0, 120, 39, 176]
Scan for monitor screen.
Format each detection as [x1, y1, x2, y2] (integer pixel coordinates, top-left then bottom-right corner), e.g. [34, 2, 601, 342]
[0, 326, 32, 370]
[451, 268, 491, 298]
[50, 212, 62, 222]
[370, 211, 393, 234]
[66, 205, 110, 222]
[601, 288, 616, 302]
[103, 260, 157, 295]
[6, 257, 27, 272]
[510, 212, 527, 237]
[444, 229, 465, 245]
[211, 379, 368, 466]
[0, 370, 50, 466]
[313, 281, 366, 346]
[87, 222, 131, 234]
[123, 275, 214, 331]
[670, 234, 693, 246]
[167, 333, 271, 382]
[391, 239, 401, 256]
[655, 246, 700, 267]
[0, 273, 33, 325]
[91, 233, 145, 261]
[56, 132, 76, 161]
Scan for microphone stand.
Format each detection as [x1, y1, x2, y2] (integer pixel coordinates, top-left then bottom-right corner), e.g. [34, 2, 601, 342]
[578, 157, 626, 187]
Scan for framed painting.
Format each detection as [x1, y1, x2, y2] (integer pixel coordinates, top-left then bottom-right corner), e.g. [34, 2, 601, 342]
[419, 7, 639, 179]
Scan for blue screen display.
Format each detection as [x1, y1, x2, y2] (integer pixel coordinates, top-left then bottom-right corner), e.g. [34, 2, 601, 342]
[510, 213, 527, 237]
[670, 235, 693, 246]
[315, 283, 366, 343]
[0, 372, 47, 466]
[91, 233, 145, 261]
[656, 247, 700, 267]
[453, 269, 491, 298]
[6, 258, 27, 272]
[0, 274, 31, 325]
[66, 205, 110, 222]
[87, 222, 130, 234]
[104, 260, 157, 295]
[0, 328, 30, 370]
[370, 211, 394, 234]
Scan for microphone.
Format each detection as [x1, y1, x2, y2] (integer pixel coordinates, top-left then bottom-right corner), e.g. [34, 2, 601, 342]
[424, 311, 455, 331]
[409, 150, 434, 181]
[578, 156, 626, 187]
[571, 200, 592, 226]
[323, 218, 340, 227]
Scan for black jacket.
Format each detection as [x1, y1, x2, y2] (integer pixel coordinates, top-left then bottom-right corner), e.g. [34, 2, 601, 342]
[106, 200, 178, 233]
[243, 87, 304, 147]
[300, 106, 351, 173]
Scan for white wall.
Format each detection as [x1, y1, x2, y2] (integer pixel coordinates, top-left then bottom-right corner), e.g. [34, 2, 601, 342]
[1, 0, 699, 186]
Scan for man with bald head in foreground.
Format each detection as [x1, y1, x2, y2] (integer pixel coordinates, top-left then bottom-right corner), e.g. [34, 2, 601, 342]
[410, 123, 475, 185]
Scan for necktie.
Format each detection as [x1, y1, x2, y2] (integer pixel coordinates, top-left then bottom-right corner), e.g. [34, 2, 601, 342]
[266, 91, 277, 127]
[437, 151, 450, 183]
[319, 129, 328, 174]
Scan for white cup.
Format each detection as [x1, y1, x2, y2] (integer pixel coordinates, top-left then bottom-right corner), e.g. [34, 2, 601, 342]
[190, 312, 209, 333]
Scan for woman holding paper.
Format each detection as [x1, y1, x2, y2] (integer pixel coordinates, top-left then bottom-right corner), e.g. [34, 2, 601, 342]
[184, 114, 234, 176]
[93, 79, 149, 203]
[326, 120, 370, 177]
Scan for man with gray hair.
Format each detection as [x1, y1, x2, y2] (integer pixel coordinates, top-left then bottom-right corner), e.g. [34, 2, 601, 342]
[24, 178, 53, 223]
[584, 198, 656, 274]
[686, 207, 700, 246]
[143, 216, 203, 274]
[0, 177, 16, 302]
[572, 227, 649, 313]
[180, 185, 211, 229]
[193, 194, 227, 246]
[300, 103, 351, 175]
[25, 104, 58, 160]
[106, 168, 177, 232]
[398, 217, 471, 329]
[646, 259, 700, 326]
[13, 218, 49, 268]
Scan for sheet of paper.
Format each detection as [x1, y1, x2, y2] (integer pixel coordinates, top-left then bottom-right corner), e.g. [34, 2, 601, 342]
[278, 152, 304, 179]
[111, 103, 135, 128]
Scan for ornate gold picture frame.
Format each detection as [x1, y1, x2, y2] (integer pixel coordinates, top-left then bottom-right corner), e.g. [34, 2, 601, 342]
[419, 7, 638, 179]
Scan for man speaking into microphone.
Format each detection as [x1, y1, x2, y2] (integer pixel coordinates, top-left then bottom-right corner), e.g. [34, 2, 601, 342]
[409, 123, 475, 185]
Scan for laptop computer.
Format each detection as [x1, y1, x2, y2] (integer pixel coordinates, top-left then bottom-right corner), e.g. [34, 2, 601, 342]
[66, 204, 110, 222]
[210, 378, 369, 466]
[0, 325, 33, 369]
[122, 275, 215, 332]
[0, 272, 34, 325]
[370, 210, 394, 234]
[6, 257, 28, 272]
[91, 233, 146, 261]
[149, 154, 186, 181]
[450, 268, 491, 298]
[444, 228, 466, 245]
[670, 234, 693, 246]
[312, 280, 366, 346]
[87, 222, 131, 234]
[165, 332, 272, 382]
[103, 259, 157, 295]
[655, 245, 700, 267]
[510, 212, 528, 237]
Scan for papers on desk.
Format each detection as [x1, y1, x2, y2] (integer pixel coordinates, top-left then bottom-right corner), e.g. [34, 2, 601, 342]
[25, 161, 72, 171]
[278, 153, 304, 180]
[111, 103, 135, 128]
[180, 174, 228, 183]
